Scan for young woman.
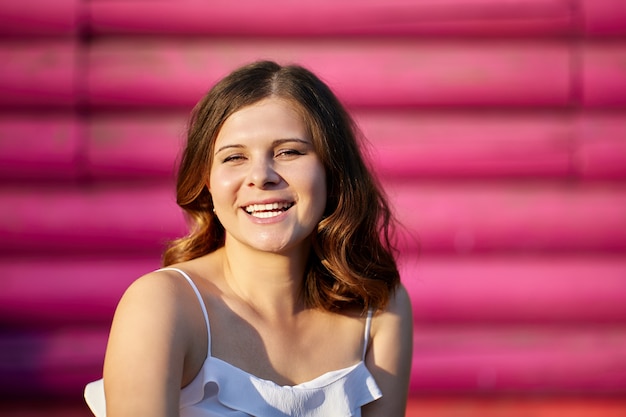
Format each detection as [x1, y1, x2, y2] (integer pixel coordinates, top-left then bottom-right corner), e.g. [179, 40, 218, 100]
[85, 61, 413, 417]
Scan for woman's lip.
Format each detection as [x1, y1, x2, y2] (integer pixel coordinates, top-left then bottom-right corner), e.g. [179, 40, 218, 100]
[240, 199, 294, 208]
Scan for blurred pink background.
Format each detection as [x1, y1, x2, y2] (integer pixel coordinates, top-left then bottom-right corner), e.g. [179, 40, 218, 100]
[1, 0, 626, 415]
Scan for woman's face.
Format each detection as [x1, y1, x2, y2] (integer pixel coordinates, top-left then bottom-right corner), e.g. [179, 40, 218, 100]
[209, 97, 327, 255]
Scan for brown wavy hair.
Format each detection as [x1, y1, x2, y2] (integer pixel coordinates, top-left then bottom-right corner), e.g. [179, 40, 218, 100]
[163, 60, 400, 312]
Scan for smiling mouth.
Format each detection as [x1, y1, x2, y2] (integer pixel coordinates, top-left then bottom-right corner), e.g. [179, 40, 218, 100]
[243, 202, 294, 219]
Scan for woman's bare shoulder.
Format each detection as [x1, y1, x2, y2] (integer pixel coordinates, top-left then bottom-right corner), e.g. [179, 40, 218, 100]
[121, 267, 194, 306]
[123, 253, 221, 298]
[362, 283, 413, 417]
[374, 283, 413, 324]
[103, 266, 207, 415]
[112, 256, 223, 335]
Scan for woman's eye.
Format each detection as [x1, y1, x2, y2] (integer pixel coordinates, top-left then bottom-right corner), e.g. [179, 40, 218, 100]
[276, 149, 303, 158]
[222, 154, 245, 163]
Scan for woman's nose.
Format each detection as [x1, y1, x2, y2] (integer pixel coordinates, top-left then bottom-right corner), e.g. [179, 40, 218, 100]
[247, 158, 281, 188]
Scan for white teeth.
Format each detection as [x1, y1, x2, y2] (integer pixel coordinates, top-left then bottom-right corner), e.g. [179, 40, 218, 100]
[253, 211, 281, 218]
[244, 202, 293, 217]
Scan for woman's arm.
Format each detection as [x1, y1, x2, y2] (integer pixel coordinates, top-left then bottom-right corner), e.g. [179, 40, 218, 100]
[102, 273, 194, 417]
[362, 284, 414, 417]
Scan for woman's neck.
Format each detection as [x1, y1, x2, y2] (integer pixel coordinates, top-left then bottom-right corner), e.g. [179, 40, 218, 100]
[219, 240, 310, 320]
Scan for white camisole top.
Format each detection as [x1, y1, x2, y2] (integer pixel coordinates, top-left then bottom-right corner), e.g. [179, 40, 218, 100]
[84, 267, 382, 417]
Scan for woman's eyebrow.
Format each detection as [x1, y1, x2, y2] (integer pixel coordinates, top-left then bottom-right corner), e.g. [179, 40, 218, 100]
[273, 138, 312, 146]
[214, 144, 244, 155]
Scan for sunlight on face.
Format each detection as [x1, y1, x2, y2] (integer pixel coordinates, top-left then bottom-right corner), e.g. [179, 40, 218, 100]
[209, 98, 327, 255]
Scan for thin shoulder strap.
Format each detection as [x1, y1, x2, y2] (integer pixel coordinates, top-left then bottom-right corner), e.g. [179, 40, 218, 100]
[158, 267, 211, 355]
[362, 308, 374, 360]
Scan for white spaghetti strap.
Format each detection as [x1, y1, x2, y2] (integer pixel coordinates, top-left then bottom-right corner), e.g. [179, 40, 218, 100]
[362, 308, 374, 360]
[158, 267, 211, 354]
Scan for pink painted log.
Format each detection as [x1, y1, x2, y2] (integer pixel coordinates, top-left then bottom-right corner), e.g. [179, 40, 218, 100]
[0, 116, 82, 180]
[4, 397, 626, 416]
[7, 111, 624, 182]
[582, 44, 626, 107]
[356, 111, 573, 179]
[87, 0, 575, 37]
[87, 40, 571, 108]
[0, 0, 81, 36]
[0, 185, 186, 254]
[1, 184, 625, 253]
[409, 325, 626, 394]
[401, 256, 626, 323]
[84, 112, 574, 180]
[2, 325, 625, 397]
[1, 256, 625, 325]
[0, 42, 77, 108]
[86, 114, 186, 178]
[0, 402, 97, 417]
[389, 183, 626, 253]
[580, 0, 626, 36]
[85, 111, 626, 181]
[0, 257, 157, 324]
[576, 114, 626, 180]
[405, 398, 626, 417]
[0, 328, 107, 398]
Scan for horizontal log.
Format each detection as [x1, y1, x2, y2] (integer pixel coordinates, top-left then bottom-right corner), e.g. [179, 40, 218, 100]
[0, 401, 90, 416]
[0, 1, 81, 36]
[357, 111, 574, 179]
[86, 114, 185, 178]
[0, 185, 186, 254]
[0, 116, 82, 179]
[3, 111, 624, 182]
[87, 39, 571, 108]
[389, 183, 626, 253]
[581, 0, 626, 36]
[74, 112, 626, 181]
[576, 114, 626, 179]
[1, 184, 625, 254]
[401, 256, 626, 323]
[1, 325, 625, 397]
[0, 42, 77, 108]
[0, 258, 157, 325]
[85, 111, 575, 180]
[1, 256, 624, 325]
[582, 44, 626, 107]
[87, 0, 575, 37]
[409, 324, 626, 394]
[406, 398, 626, 417]
[3, 398, 626, 417]
[0, 328, 106, 399]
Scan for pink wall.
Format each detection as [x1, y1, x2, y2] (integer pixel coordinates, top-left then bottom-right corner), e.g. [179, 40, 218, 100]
[1, 0, 625, 414]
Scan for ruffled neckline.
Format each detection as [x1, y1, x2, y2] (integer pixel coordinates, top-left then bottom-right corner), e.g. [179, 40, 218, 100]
[206, 355, 362, 389]
[179, 354, 382, 416]
[84, 357, 381, 417]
